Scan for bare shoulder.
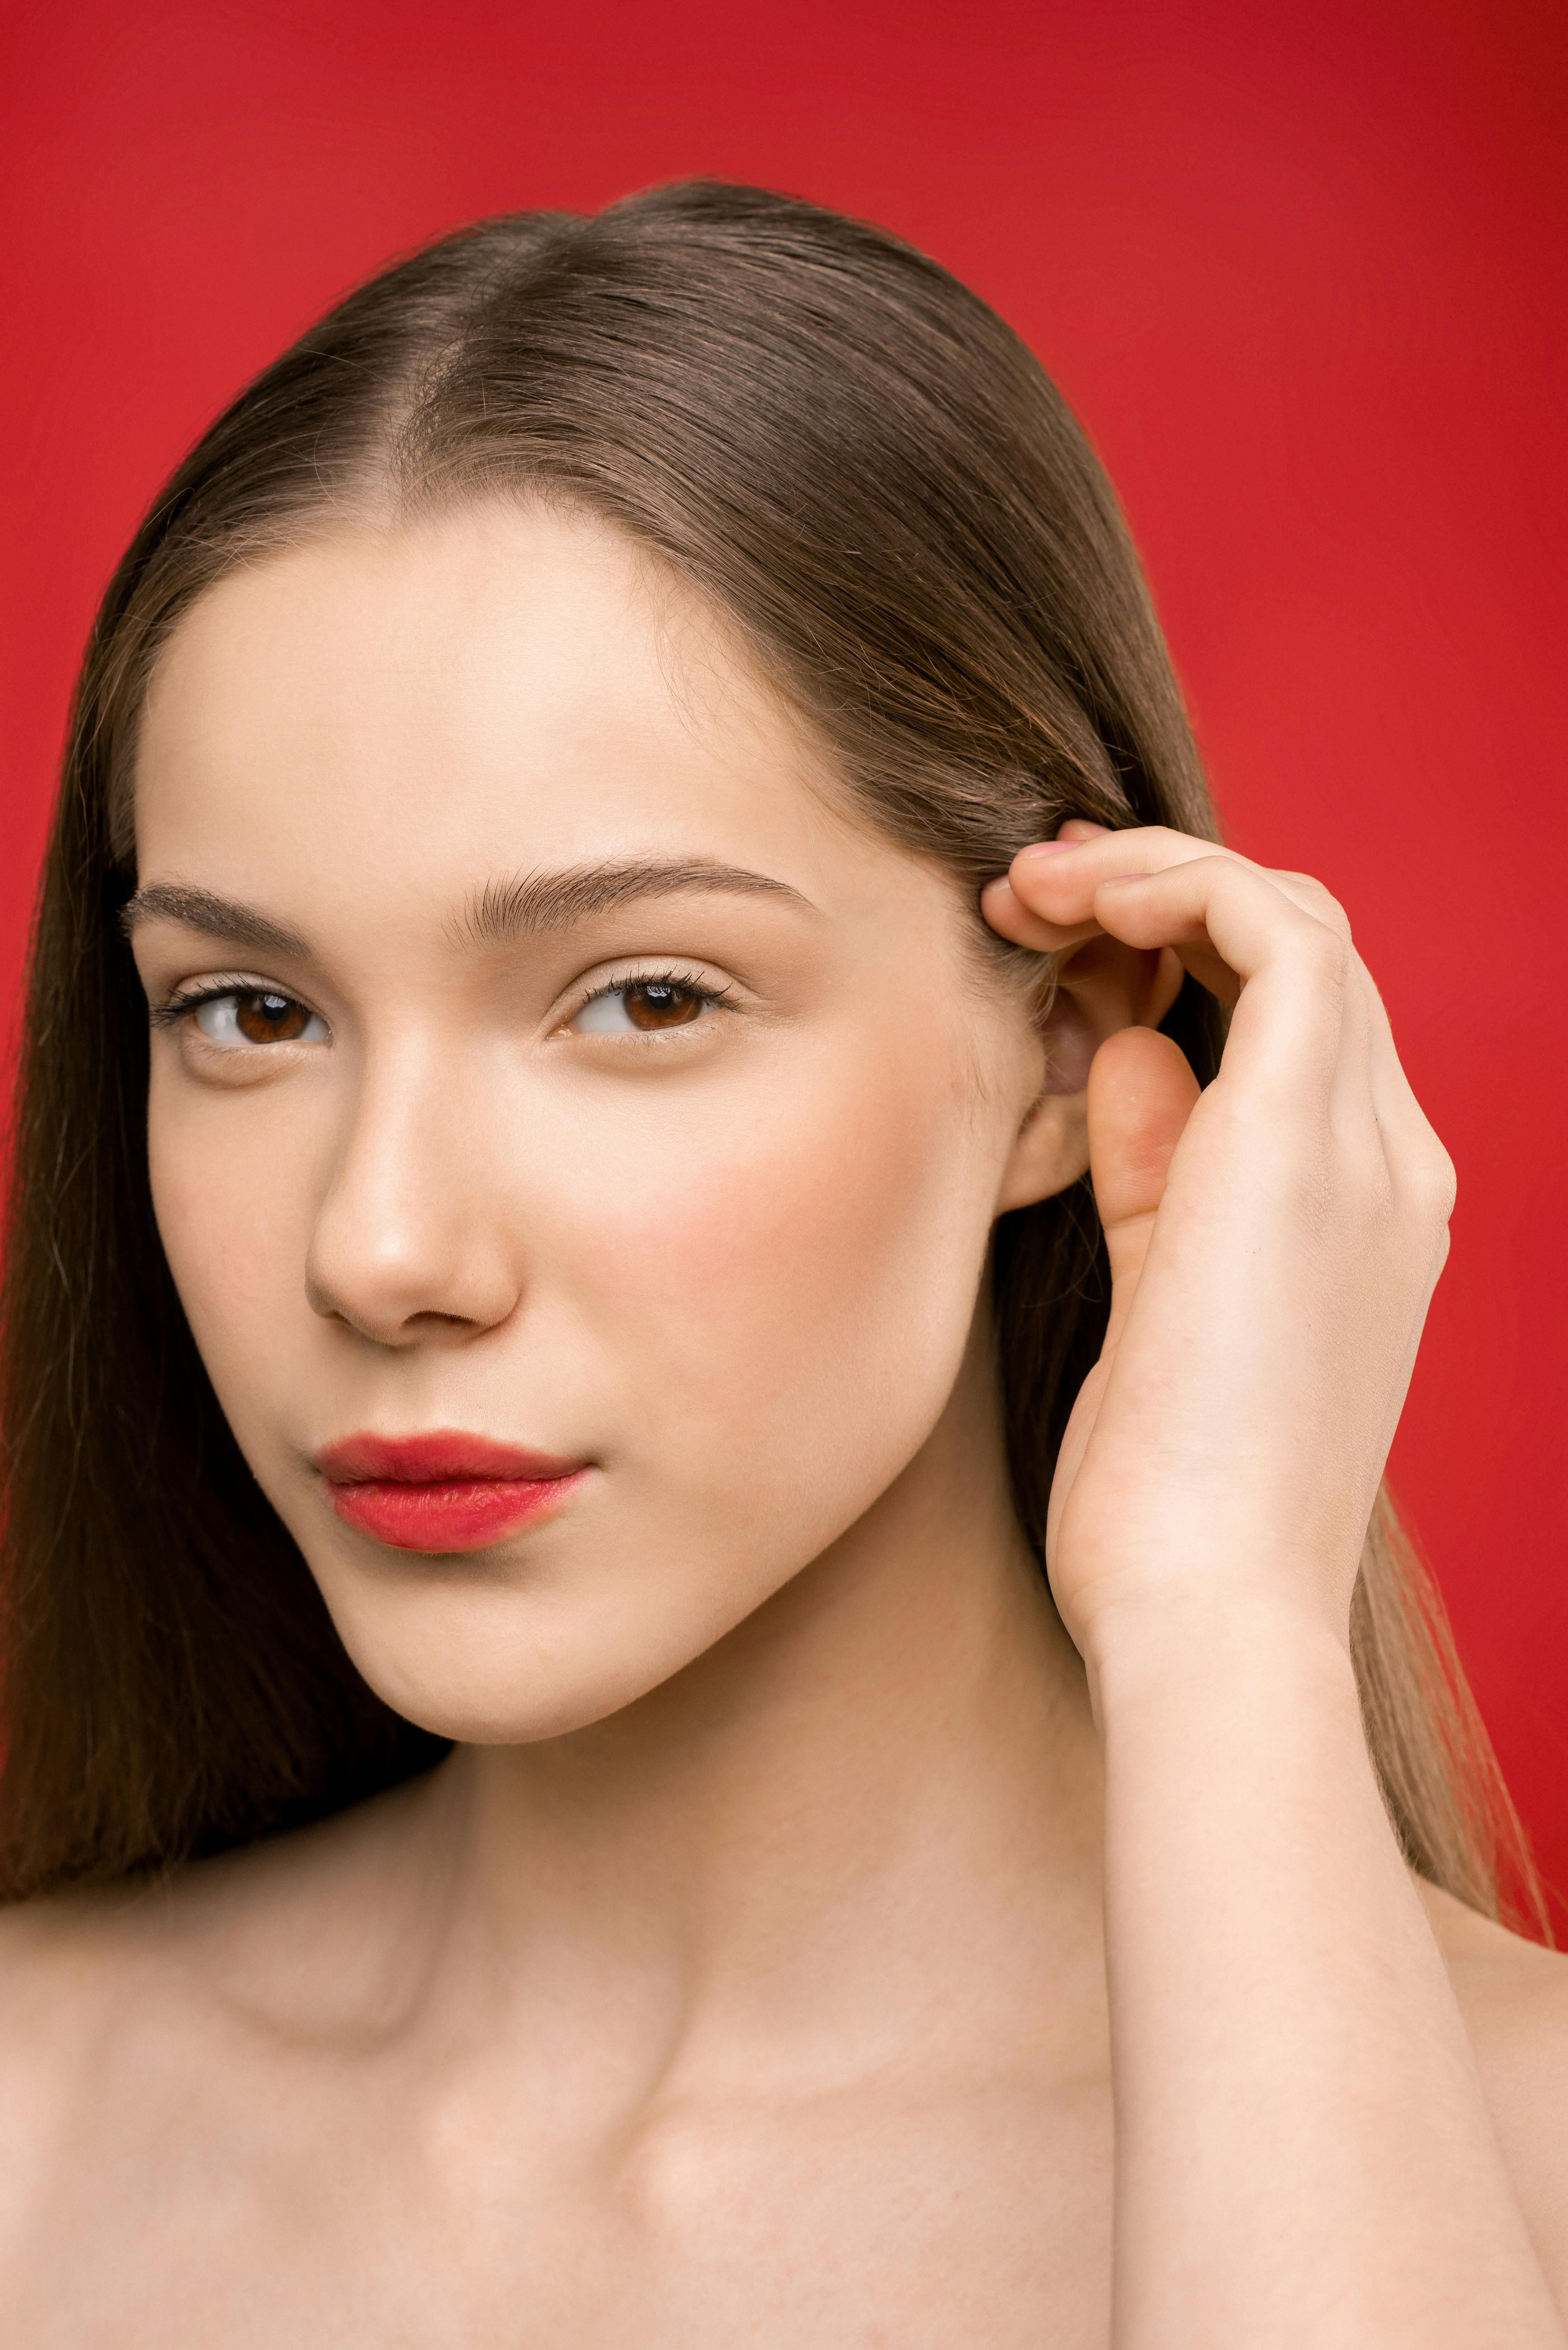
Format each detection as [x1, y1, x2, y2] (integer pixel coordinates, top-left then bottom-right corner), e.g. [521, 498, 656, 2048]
[0, 1768, 442, 2033]
[0, 1881, 159, 2111]
[0, 1773, 443, 2240]
[1421, 1881, 1568, 2282]
[0, 1878, 179, 2261]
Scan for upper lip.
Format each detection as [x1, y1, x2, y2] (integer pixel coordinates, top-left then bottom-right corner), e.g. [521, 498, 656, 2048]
[315, 1430, 590, 1485]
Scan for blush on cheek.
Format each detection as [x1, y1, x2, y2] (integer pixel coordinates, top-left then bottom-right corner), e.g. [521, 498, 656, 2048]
[566, 1047, 996, 1525]
[146, 1095, 320, 1445]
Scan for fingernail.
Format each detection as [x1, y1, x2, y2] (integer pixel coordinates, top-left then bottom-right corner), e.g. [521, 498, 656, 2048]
[1015, 840, 1080, 861]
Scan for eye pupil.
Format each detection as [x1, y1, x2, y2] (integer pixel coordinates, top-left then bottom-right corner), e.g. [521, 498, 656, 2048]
[234, 991, 310, 1044]
[624, 982, 702, 1031]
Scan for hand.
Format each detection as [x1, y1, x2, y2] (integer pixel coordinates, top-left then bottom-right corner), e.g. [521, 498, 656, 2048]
[982, 824, 1455, 1668]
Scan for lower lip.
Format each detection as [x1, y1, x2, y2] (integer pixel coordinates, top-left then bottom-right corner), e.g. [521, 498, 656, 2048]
[326, 1472, 587, 1553]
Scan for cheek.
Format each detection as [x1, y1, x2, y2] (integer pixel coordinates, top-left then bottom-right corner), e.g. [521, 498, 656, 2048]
[550, 1027, 1003, 1522]
[146, 1066, 319, 1405]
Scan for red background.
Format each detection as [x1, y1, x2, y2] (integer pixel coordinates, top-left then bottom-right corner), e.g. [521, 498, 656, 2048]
[3, 0, 1564, 1921]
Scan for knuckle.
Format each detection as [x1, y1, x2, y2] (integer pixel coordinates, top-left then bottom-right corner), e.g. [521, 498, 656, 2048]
[1396, 1135, 1457, 1229]
[1423, 1141, 1459, 1219]
[1296, 917, 1353, 989]
[1135, 824, 1220, 863]
[1282, 872, 1353, 939]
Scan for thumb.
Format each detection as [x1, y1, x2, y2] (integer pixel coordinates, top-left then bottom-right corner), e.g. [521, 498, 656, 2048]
[1089, 1027, 1201, 1307]
[1045, 1028, 1202, 1582]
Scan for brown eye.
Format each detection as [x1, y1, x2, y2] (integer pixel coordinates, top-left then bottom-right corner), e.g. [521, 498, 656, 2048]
[235, 991, 312, 1043]
[571, 977, 720, 1038]
[623, 982, 705, 1031]
[191, 991, 327, 1047]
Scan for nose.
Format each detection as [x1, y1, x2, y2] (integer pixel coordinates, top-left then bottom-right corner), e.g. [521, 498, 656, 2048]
[305, 1040, 524, 1347]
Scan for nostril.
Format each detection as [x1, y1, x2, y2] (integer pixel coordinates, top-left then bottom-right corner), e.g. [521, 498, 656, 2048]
[303, 1088, 524, 1342]
[304, 1248, 520, 1346]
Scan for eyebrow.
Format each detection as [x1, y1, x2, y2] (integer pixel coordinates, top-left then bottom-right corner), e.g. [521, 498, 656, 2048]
[458, 858, 811, 945]
[119, 883, 308, 956]
[119, 859, 810, 959]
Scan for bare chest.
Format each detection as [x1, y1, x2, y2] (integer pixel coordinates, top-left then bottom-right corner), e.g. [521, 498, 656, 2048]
[6, 2058, 1114, 2348]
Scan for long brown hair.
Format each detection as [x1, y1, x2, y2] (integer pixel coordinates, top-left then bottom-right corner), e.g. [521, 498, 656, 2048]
[0, 181, 1543, 1929]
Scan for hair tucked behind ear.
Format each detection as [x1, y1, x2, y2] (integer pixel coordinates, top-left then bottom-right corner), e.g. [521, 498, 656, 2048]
[0, 180, 1546, 1934]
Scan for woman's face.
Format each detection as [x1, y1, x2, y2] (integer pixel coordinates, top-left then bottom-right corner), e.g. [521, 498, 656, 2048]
[131, 500, 1054, 1741]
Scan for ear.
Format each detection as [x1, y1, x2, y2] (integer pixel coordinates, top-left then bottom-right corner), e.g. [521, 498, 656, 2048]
[995, 938, 1186, 1213]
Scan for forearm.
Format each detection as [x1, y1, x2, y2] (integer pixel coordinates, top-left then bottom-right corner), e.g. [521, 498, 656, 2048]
[1091, 1586, 1564, 2349]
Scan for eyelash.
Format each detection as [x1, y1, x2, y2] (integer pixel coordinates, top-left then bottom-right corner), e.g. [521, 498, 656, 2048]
[572, 968, 736, 1023]
[148, 969, 737, 1036]
[148, 980, 287, 1030]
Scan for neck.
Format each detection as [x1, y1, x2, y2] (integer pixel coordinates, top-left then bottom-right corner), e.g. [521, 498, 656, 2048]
[394, 1342, 1105, 2083]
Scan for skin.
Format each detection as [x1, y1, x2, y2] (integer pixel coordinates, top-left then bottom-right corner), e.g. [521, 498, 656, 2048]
[0, 497, 1564, 2345]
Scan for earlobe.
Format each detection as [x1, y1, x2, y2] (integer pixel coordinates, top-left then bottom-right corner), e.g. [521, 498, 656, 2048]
[995, 940, 1184, 1214]
[995, 1090, 1090, 1214]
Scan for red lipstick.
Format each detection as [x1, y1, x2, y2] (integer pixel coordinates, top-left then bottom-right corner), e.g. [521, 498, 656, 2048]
[315, 1430, 589, 1554]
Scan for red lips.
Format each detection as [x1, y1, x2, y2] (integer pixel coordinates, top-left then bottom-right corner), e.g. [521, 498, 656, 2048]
[315, 1430, 590, 1553]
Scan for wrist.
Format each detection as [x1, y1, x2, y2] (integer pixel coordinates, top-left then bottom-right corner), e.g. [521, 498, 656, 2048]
[1080, 1577, 1356, 1729]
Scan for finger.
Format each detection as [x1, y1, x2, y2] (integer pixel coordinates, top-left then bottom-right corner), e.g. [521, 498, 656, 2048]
[998, 829, 1364, 949]
[1089, 1027, 1202, 1302]
[1089, 857, 1352, 1106]
[1003, 824, 1236, 936]
[1087, 855, 1448, 1233]
[1088, 856, 1407, 1158]
[1228, 878, 1422, 1165]
[980, 818, 1108, 952]
[1094, 860, 1419, 1171]
[1260, 897, 1448, 1209]
[1091, 1027, 1202, 1231]
[980, 871, 1094, 953]
[985, 829, 1379, 1126]
[992, 829, 1452, 1265]
[984, 822, 1257, 967]
[1355, 967, 1458, 1223]
[1043, 1027, 1200, 1563]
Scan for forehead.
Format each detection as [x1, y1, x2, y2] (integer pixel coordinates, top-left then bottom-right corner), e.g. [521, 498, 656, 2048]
[134, 499, 865, 896]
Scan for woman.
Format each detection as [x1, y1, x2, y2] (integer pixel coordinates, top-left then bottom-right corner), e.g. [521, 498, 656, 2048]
[0, 179, 1563, 2344]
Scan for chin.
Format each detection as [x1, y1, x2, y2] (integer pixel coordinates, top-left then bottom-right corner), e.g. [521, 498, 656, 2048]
[306, 1547, 786, 1748]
